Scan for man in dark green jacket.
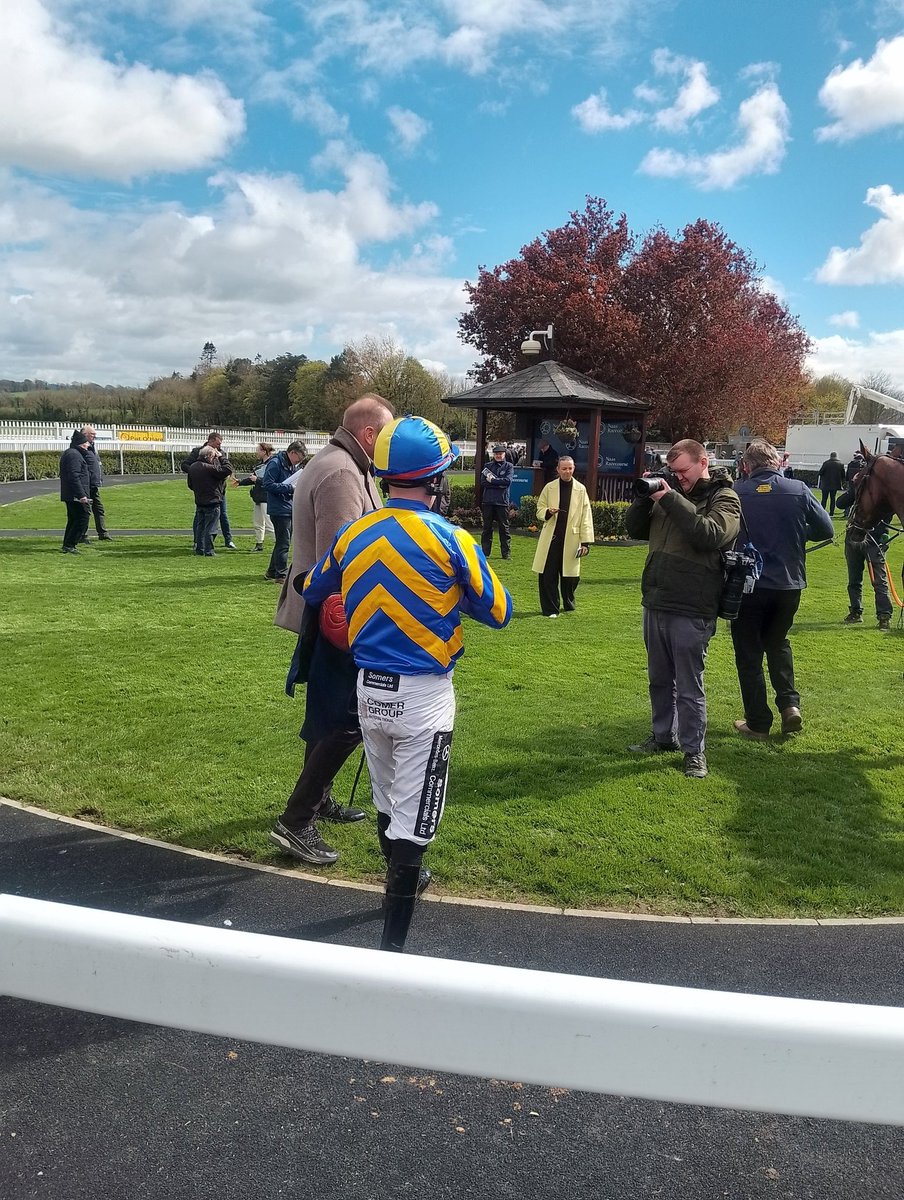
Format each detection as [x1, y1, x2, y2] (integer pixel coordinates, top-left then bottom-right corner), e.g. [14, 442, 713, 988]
[625, 439, 741, 778]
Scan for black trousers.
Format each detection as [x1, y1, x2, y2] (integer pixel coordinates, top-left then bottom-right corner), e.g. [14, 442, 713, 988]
[280, 728, 363, 828]
[730, 587, 801, 733]
[481, 503, 510, 558]
[538, 537, 578, 615]
[63, 500, 90, 549]
[81, 487, 108, 537]
[821, 489, 839, 514]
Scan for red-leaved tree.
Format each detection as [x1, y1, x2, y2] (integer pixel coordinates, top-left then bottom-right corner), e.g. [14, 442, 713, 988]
[459, 200, 810, 440]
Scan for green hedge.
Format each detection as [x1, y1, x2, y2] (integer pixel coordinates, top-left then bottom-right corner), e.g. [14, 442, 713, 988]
[446, 489, 632, 541]
[0, 449, 260, 483]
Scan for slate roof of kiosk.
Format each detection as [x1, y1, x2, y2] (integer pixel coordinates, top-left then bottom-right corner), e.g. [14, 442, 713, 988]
[444, 360, 650, 411]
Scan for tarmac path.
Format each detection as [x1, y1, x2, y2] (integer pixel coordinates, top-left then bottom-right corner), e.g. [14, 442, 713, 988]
[1, 801, 902, 1200]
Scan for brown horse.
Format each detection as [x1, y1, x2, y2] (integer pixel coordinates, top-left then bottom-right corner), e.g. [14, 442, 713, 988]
[847, 440, 904, 545]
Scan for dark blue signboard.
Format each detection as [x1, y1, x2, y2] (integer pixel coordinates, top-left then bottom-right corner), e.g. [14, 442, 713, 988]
[597, 420, 639, 475]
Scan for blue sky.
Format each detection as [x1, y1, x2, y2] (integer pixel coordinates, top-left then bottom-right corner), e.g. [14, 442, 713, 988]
[2, 0, 904, 389]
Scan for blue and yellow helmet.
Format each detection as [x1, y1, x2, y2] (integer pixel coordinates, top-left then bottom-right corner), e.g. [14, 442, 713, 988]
[372, 416, 459, 482]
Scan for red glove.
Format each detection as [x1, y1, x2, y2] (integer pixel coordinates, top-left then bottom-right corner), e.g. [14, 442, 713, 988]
[318, 593, 350, 652]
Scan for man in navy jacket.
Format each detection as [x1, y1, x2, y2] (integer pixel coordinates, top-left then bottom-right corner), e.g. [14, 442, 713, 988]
[732, 440, 834, 738]
[59, 433, 92, 554]
[480, 444, 514, 560]
[261, 439, 305, 582]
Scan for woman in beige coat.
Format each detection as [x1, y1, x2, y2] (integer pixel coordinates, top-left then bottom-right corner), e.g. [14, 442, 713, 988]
[531, 457, 594, 617]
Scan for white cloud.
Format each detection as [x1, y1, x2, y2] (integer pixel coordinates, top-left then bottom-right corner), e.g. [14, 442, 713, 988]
[0, 156, 472, 385]
[304, 0, 652, 77]
[828, 310, 860, 329]
[0, 0, 244, 180]
[755, 274, 787, 302]
[639, 81, 790, 189]
[571, 90, 642, 133]
[808, 330, 904, 392]
[816, 185, 904, 284]
[387, 105, 430, 151]
[817, 36, 904, 141]
[650, 50, 719, 132]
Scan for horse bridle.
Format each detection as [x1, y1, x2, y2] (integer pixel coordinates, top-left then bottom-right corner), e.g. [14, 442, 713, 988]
[846, 452, 903, 544]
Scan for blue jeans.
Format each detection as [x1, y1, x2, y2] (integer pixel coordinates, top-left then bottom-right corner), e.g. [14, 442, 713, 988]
[219, 497, 232, 544]
[268, 515, 291, 578]
[196, 505, 220, 554]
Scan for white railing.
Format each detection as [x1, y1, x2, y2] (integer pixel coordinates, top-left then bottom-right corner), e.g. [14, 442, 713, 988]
[1, 894, 902, 1126]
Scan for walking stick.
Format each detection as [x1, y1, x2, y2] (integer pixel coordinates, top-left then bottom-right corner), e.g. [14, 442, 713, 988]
[348, 748, 367, 806]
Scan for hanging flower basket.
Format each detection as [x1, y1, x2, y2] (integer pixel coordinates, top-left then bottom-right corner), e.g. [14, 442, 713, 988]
[554, 418, 579, 445]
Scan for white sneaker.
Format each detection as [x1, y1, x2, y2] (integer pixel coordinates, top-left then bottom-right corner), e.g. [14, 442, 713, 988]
[548, 613, 559, 619]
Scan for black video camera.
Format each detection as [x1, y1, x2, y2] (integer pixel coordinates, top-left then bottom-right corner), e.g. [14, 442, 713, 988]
[632, 470, 675, 498]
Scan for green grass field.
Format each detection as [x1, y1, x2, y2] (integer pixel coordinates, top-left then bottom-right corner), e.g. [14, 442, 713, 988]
[1, 483, 902, 916]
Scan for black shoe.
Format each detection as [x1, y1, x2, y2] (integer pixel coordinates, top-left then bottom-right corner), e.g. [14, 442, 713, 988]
[629, 734, 680, 753]
[320, 794, 367, 823]
[79, 537, 92, 544]
[269, 820, 338, 865]
[683, 752, 708, 779]
[61, 546, 79, 554]
[842, 611, 863, 625]
[99, 534, 113, 541]
[252, 543, 264, 552]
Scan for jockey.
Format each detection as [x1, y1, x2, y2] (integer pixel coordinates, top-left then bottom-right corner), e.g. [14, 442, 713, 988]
[302, 416, 513, 952]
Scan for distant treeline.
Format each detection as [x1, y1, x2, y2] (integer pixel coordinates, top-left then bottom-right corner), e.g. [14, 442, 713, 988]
[0, 337, 475, 439]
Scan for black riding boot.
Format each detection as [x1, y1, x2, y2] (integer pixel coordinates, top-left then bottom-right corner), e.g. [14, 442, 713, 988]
[380, 862, 422, 953]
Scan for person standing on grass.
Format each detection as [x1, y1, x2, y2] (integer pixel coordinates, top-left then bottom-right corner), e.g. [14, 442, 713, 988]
[300, 416, 512, 953]
[59, 433, 92, 555]
[730, 440, 834, 740]
[237, 442, 275, 551]
[480, 444, 514, 560]
[816, 452, 845, 514]
[270, 395, 394, 860]
[260, 439, 305, 582]
[625, 439, 741, 780]
[181, 433, 237, 552]
[532, 457, 594, 618]
[73, 426, 113, 543]
[186, 446, 233, 556]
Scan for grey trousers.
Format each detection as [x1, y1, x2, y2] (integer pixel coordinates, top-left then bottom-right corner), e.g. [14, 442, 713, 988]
[643, 608, 716, 755]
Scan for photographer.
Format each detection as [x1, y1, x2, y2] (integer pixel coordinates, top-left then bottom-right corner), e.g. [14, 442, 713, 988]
[625, 439, 741, 779]
[732, 441, 834, 739]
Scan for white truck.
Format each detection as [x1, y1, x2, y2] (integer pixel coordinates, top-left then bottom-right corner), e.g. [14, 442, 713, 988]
[784, 386, 904, 472]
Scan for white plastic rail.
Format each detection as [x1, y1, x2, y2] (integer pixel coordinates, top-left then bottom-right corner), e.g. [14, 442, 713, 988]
[2, 894, 902, 1126]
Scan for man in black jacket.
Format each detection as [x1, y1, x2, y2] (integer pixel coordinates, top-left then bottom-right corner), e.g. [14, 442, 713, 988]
[59, 434, 92, 554]
[187, 447, 233, 555]
[181, 433, 237, 551]
[72, 426, 113, 543]
[732, 441, 835, 738]
[817, 452, 846, 514]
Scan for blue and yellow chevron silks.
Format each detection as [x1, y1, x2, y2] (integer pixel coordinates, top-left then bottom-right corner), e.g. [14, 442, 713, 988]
[302, 500, 512, 676]
[453, 528, 510, 626]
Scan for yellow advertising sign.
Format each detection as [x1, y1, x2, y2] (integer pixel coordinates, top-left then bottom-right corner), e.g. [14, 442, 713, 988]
[119, 430, 164, 441]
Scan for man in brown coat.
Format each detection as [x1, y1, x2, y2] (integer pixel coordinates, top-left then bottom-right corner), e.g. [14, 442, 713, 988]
[270, 393, 395, 864]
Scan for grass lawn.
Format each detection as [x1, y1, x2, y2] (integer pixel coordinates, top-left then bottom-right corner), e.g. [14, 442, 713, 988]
[0, 479, 241, 529]
[1, 484, 902, 916]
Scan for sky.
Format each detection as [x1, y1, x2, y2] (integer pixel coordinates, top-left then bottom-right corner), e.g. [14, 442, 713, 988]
[2, 0, 904, 391]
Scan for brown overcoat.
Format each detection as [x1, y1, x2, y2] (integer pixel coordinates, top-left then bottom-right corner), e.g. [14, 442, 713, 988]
[274, 427, 382, 632]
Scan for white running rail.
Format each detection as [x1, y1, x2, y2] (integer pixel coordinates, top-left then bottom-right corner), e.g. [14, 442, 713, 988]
[1, 895, 902, 1125]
